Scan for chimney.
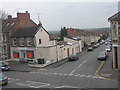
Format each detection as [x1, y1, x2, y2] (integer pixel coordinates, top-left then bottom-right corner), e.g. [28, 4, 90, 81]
[8, 15, 12, 20]
[17, 11, 30, 21]
[38, 21, 42, 27]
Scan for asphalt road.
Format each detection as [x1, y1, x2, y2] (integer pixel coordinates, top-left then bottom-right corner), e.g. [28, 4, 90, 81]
[2, 44, 118, 88]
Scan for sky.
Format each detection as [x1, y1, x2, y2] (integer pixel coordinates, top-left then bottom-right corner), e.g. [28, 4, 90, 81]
[0, 0, 119, 31]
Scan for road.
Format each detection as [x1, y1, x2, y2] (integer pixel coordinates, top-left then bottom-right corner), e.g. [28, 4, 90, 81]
[2, 44, 118, 88]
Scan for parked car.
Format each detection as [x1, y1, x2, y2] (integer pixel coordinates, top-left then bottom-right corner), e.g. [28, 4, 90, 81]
[87, 46, 93, 51]
[98, 52, 107, 61]
[68, 54, 79, 61]
[105, 42, 108, 45]
[93, 44, 97, 49]
[0, 63, 10, 71]
[0, 73, 8, 86]
[105, 46, 111, 52]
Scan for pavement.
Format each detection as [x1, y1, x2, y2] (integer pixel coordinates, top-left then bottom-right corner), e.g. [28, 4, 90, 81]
[99, 52, 118, 81]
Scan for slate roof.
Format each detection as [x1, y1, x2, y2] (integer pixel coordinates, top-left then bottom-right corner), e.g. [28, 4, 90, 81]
[11, 26, 39, 38]
[108, 12, 120, 21]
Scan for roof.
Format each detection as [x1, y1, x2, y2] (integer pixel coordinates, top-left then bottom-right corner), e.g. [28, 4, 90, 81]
[2, 11, 37, 33]
[108, 12, 120, 21]
[11, 26, 39, 38]
[57, 41, 68, 45]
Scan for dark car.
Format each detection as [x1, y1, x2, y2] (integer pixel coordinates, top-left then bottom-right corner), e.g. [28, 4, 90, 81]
[0, 63, 10, 71]
[68, 54, 79, 61]
[87, 47, 93, 51]
[98, 52, 107, 61]
[0, 73, 8, 86]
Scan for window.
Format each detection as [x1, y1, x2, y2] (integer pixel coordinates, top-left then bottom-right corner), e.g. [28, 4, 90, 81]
[38, 58, 45, 64]
[27, 38, 32, 46]
[13, 51, 19, 58]
[13, 38, 17, 46]
[39, 39, 41, 44]
[27, 51, 34, 58]
[20, 38, 24, 46]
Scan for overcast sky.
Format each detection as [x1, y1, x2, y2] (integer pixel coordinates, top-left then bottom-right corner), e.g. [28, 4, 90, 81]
[1, 0, 119, 31]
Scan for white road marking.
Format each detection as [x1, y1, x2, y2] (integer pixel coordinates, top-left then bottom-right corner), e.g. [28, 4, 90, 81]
[77, 64, 83, 68]
[8, 78, 20, 83]
[82, 60, 87, 64]
[92, 76, 98, 79]
[17, 81, 50, 88]
[55, 85, 79, 88]
[86, 75, 92, 78]
[64, 74, 68, 76]
[80, 75, 85, 77]
[59, 73, 63, 75]
[54, 73, 58, 75]
[69, 69, 76, 75]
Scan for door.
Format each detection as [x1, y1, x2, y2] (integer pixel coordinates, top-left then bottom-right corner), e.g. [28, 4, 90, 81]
[114, 47, 118, 69]
[67, 48, 69, 57]
[21, 50, 27, 59]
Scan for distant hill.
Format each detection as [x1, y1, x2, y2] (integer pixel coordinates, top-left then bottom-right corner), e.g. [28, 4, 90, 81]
[83, 27, 111, 32]
[48, 31, 60, 34]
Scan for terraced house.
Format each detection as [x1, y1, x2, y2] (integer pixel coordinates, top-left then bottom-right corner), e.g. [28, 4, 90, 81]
[2, 11, 37, 60]
[10, 22, 82, 67]
[108, 12, 120, 70]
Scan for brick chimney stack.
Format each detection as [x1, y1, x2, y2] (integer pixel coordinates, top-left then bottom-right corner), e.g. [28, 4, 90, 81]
[17, 11, 30, 21]
[38, 21, 42, 27]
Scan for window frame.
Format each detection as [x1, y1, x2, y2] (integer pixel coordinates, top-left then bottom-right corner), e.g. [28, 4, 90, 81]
[13, 38, 17, 46]
[27, 38, 32, 46]
[20, 38, 24, 46]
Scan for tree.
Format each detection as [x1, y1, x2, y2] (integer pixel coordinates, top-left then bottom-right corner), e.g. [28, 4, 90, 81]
[60, 27, 67, 41]
[0, 10, 8, 19]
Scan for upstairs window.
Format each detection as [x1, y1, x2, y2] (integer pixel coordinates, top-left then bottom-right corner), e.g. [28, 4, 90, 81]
[20, 38, 24, 46]
[13, 38, 17, 46]
[39, 39, 41, 44]
[27, 38, 32, 46]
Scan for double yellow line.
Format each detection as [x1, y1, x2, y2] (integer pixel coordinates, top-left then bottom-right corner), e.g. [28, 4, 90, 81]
[95, 61, 111, 80]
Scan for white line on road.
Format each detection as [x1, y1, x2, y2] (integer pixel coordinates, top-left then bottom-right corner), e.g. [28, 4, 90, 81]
[55, 85, 79, 88]
[80, 75, 85, 77]
[86, 75, 92, 78]
[69, 69, 76, 75]
[17, 81, 50, 88]
[64, 74, 68, 76]
[54, 73, 58, 75]
[59, 73, 63, 75]
[8, 78, 20, 83]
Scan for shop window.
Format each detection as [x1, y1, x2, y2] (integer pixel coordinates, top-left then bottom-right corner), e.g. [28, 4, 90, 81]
[27, 51, 34, 58]
[13, 51, 19, 58]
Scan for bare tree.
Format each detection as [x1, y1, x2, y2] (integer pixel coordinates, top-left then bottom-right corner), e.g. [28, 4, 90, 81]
[0, 10, 8, 19]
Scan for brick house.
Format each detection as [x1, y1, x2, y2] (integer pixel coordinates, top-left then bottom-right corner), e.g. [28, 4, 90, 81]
[2, 11, 37, 59]
[108, 12, 120, 70]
